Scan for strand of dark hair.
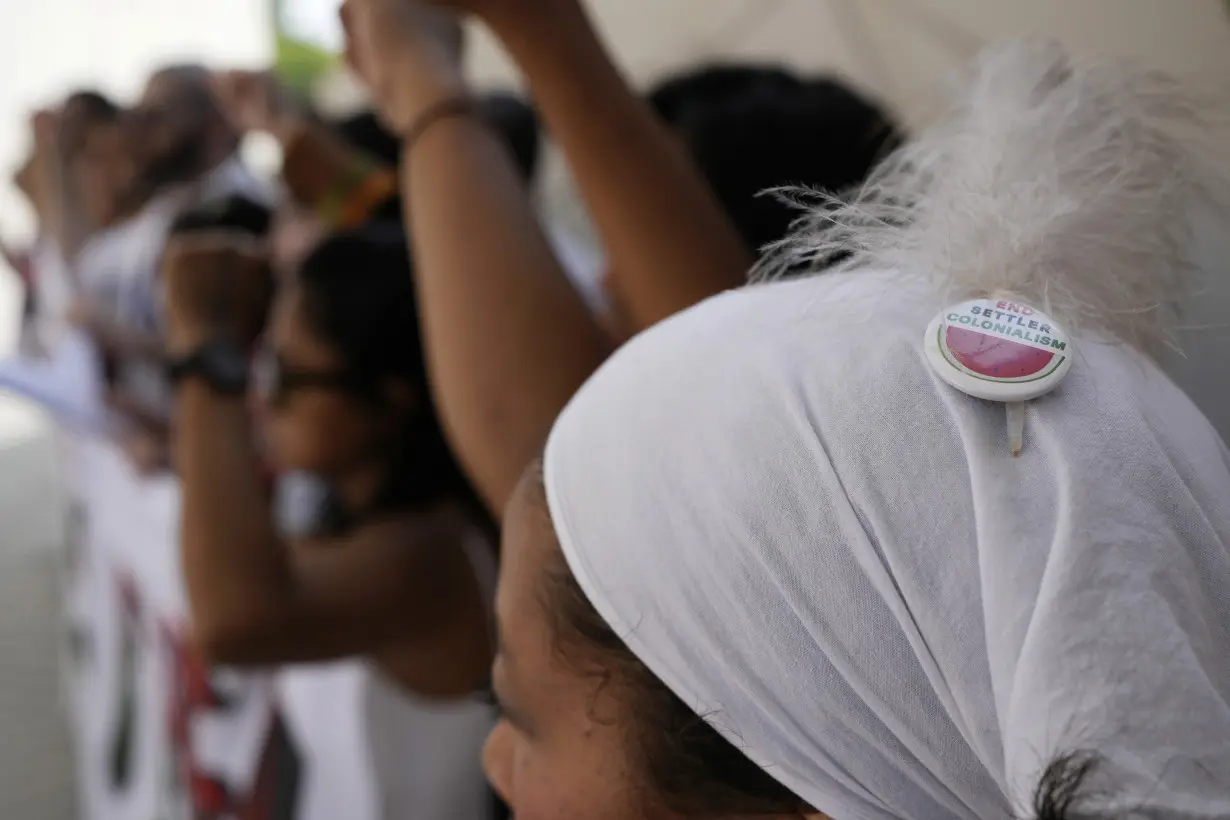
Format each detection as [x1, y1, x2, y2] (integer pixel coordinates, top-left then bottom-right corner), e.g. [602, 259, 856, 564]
[297, 223, 496, 540]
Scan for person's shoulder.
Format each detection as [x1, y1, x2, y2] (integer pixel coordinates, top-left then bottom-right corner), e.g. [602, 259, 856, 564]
[353, 503, 484, 559]
[294, 508, 435, 551]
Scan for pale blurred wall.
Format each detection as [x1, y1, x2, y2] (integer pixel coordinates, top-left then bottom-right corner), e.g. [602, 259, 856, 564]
[0, 7, 271, 812]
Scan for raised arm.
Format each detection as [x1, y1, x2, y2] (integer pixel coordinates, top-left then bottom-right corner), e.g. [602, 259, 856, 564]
[163, 235, 488, 697]
[481, 0, 752, 332]
[343, 0, 612, 515]
[210, 70, 397, 231]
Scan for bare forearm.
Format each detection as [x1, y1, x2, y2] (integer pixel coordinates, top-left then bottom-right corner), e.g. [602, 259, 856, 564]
[405, 116, 611, 514]
[175, 385, 475, 675]
[488, 4, 752, 331]
[175, 383, 293, 637]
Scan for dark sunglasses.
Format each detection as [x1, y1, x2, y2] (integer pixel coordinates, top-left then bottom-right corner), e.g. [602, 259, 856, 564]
[253, 348, 367, 407]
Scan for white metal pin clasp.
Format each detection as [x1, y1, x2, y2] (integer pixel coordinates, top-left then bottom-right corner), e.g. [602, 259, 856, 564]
[923, 297, 1073, 457]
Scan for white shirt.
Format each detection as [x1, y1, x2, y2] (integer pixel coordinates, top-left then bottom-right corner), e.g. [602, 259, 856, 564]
[29, 237, 73, 352]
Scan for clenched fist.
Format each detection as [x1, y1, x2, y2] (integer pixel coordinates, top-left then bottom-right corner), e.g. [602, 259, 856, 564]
[163, 232, 274, 354]
[339, 0, 467, 136]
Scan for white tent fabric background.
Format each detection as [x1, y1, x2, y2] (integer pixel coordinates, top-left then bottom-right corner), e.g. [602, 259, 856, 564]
[512, 0, 1230, 244]
[467, 0, 1230, 114]
[0, 2, 1225, 818]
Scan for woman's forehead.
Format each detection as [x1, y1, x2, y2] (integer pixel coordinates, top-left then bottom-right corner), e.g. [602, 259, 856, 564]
[496, 467, 559, 649]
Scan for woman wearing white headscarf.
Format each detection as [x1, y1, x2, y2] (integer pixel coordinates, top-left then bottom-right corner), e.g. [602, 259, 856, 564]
[341, 0, 1230, 815]
[517, 44, 1230, 819]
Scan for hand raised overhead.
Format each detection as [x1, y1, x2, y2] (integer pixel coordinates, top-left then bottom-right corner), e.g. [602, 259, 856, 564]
[163, 232, 273, 353]
[339, 0, 467, 136]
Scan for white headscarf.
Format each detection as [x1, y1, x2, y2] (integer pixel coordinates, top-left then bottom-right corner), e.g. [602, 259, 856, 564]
[544, 41, 1230, 820]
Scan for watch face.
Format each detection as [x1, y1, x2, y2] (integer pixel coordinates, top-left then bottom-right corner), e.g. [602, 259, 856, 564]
[206, 346, 246, 378]
[197, 341, 250, 394]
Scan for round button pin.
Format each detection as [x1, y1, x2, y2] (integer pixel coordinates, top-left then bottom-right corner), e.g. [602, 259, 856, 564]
[923, 297, 1074, 455]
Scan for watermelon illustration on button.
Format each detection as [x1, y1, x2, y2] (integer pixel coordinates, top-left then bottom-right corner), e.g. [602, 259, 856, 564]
[923, 297, 1073, 457]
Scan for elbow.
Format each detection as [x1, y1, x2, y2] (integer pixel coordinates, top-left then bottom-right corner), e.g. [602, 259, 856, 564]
[190, 612, 280, 667]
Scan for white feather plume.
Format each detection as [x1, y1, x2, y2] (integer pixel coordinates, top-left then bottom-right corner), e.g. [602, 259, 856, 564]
[755, 38, 1230, 355]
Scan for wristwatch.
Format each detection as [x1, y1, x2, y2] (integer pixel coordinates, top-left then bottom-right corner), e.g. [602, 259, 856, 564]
[166, 340, 250, 396]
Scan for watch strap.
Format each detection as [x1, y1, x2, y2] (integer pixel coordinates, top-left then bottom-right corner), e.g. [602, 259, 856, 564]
[166, 340, 250, 396]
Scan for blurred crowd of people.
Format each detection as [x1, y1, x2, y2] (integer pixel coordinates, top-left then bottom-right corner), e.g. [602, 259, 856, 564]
[6, 0, 1230, 818]
[9, 47, 897, 479]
